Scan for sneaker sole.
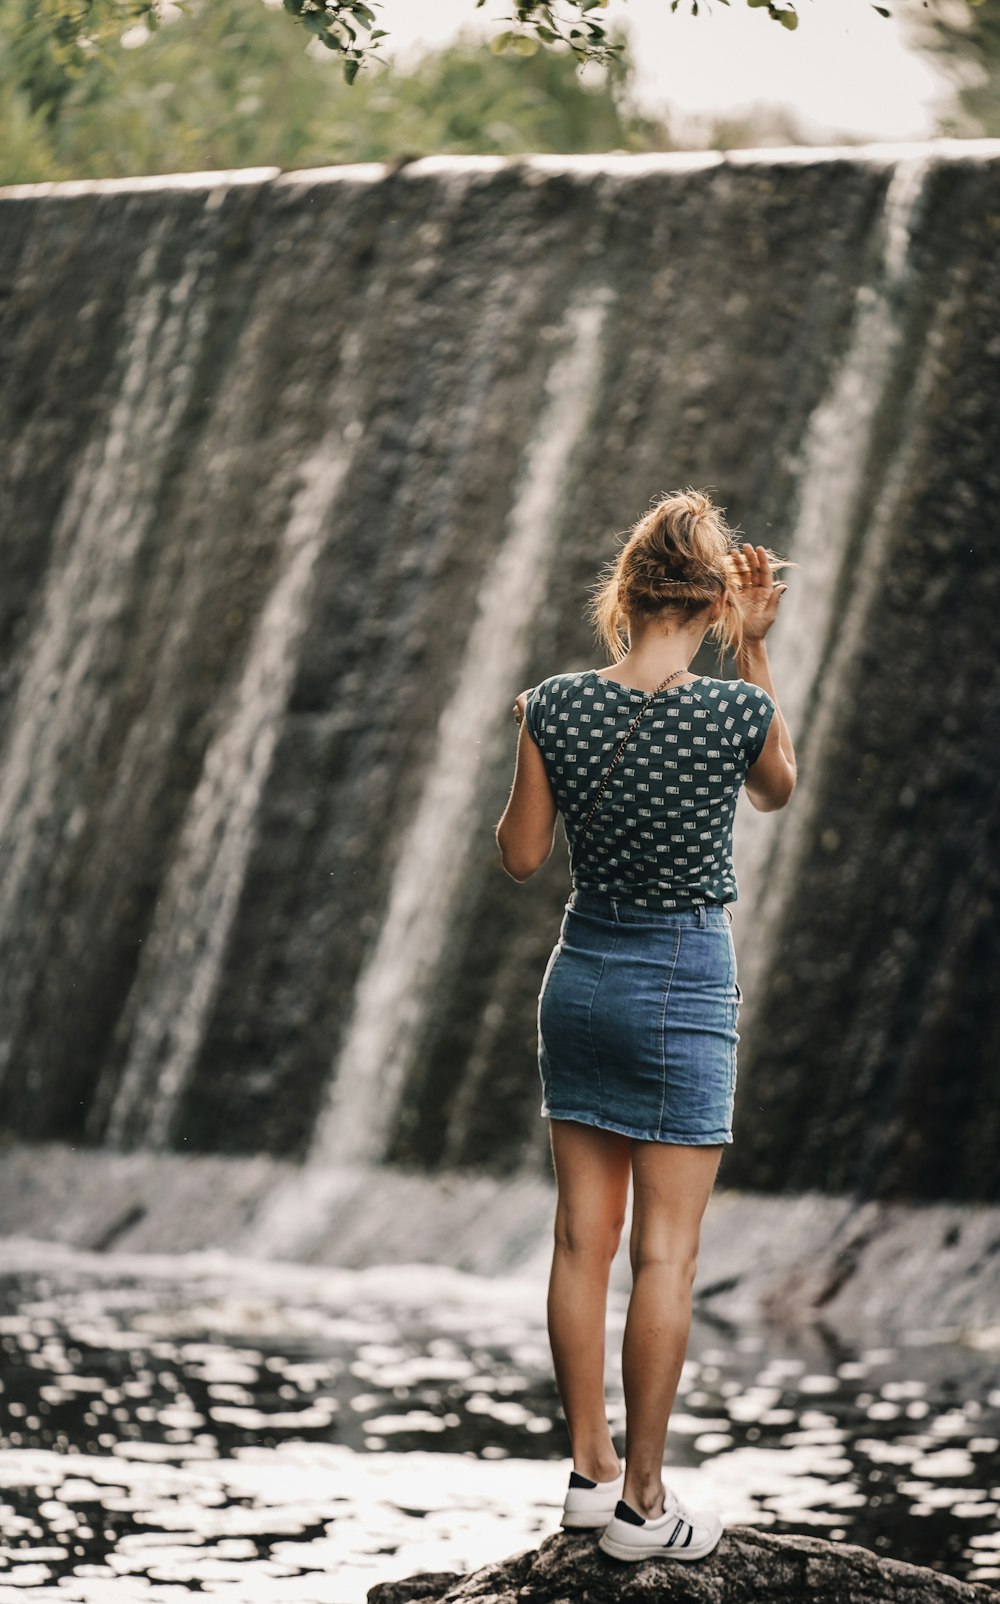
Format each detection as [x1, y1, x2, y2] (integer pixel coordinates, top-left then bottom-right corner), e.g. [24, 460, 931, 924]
[560, 1510, 619, 1530]
[598, 1527, 722, 1563]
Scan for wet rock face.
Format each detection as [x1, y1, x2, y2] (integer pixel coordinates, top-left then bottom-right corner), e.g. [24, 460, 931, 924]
[368, 1528, 1000, 1604]
[1, 151, 999, 1198]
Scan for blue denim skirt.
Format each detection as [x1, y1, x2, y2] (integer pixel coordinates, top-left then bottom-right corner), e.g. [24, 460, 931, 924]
[537, 888, 741, 1145]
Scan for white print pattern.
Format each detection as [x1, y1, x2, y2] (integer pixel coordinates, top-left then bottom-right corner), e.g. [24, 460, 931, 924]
[525, 672, 774, 909]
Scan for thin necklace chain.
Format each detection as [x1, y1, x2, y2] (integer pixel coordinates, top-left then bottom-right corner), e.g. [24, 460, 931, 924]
[575, 664, 690, 855]
[652, 666, 687, 693]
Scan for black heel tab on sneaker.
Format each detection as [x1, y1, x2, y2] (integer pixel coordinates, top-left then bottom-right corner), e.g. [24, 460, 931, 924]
[569, 1471, 597, 1489]
[614, 1500, 645, 1526]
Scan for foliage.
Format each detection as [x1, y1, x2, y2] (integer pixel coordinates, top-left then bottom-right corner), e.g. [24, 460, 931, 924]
[264, 0, 957, 77]
[0, 0, 991, 186]
[5, 0, 983, 92]
[905, 0, 1000, 137]
[2, 0, 165, 120]
[0, 1, 673, 184]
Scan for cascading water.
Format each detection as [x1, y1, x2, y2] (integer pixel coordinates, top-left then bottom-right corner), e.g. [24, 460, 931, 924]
[312, 295, 610, 1168]
[96, 440, 351, 1149]
[1, 145, 998, 1205]
[0, 241, 212, 1082]
[730, 155, 931, 962]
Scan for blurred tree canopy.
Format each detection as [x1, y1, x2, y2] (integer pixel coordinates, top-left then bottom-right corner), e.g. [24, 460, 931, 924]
[0, 0, 994, 187]
[0, 0, 668, 184]
[4, 0, 986, 93]
[907, 0, 1000, 136]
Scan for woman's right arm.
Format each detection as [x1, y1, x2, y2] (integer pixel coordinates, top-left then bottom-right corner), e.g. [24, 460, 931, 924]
[737, 639, 797, 812]
[731, 543, 796, 812]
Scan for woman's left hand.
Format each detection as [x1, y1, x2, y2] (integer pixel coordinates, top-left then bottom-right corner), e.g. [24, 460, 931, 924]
[513, 690, 529, 726]
[730, 543, 787, 641]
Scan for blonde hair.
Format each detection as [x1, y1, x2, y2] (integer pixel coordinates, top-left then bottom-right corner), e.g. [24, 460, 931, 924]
[587, 489, 788, 663]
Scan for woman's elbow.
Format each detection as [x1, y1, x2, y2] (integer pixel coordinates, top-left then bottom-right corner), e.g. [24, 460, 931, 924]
[500, 853, 539, 883]
[748, 769, 797, 812]
[495, 822, 550, 881]
[777, 767, 798, 808]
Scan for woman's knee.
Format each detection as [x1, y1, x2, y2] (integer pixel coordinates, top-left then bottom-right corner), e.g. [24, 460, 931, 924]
[627, 1142, 719, 1280]
[628, 1228, 700, 1285]
[554, 1202, 626, 1261]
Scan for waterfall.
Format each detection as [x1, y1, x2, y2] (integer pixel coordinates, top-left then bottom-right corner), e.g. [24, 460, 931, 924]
[95, 441, 350, 1149]
[310, 293, 611, 1167]
[2, 147, 998, 1204]
[730, 155, 930, 968]
[0, 238, 211, 1080]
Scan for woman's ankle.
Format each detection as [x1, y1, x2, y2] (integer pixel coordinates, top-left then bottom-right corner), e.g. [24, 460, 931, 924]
[572, 1442, 622, 1484]
[622, 1472, 666, 1520]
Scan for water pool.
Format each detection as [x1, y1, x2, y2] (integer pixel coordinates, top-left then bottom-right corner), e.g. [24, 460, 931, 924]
[0, 1244, 997, 1601]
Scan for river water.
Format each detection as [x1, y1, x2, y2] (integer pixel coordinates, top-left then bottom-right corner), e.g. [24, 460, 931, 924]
[0, 1243, 997, 1601]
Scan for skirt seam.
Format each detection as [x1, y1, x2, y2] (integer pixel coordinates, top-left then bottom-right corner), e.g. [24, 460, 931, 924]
[655, 927, 682, 1141]
[586, 932, 616, 1120]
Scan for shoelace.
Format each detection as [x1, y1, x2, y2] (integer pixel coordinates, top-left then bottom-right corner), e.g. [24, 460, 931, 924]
[658, 1486, 687, 1523]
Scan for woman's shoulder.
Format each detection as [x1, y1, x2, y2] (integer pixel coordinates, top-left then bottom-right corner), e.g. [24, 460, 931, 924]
[695, 674, 775, 709]
[524, 671, 597, 744]
[693, 676, 775, 760]
[527, 669, 596, 705]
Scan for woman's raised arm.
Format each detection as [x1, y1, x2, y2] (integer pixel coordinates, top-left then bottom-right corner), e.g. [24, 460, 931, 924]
[731, 544, 797, 812]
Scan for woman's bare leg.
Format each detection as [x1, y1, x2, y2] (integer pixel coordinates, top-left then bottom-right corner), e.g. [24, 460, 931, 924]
[621, 1142, 723, 1518]
[547, 1119, 632, 1483]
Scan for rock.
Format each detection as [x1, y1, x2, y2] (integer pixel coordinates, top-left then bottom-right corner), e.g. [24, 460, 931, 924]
[369, 1572, 476, 1604]
[367, 1528, 1000, 1604]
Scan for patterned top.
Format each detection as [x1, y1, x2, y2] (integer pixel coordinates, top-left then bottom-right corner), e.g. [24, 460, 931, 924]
[524, 670, 776, 909]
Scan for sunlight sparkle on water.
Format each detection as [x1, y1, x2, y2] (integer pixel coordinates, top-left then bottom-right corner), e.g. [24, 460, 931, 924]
[0, 1247, 998, 1597]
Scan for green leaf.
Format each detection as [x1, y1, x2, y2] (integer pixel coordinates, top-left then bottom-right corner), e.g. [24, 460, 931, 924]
[282, 0, 304, 12]
[871, 3, 890, 13]
[351, 2, 376, 27]
[343, 55, 360, 83]
[510, 33, 540, 54]
[490, 29, 517, 52]
[369, 28, 389, 38]
[777, 7, 798, 27]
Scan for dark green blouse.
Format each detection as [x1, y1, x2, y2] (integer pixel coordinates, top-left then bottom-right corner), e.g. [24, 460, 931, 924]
[524, 670, 775, 909]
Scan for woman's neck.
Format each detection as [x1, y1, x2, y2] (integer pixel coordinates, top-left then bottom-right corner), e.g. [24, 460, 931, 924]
[599, 623, 708, 690]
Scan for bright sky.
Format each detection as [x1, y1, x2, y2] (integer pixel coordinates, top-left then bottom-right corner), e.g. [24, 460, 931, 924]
[376, 0, 955, 141]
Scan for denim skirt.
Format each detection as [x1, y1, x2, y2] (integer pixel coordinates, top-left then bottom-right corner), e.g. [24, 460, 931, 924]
[537, 888, 741, 1145]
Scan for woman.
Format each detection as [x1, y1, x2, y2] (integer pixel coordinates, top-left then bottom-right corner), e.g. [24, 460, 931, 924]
[495, 490, 796, 1563]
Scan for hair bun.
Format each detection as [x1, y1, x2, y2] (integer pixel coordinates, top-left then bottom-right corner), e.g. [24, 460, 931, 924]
[587, 488, 791, 664]
[588, 489, 738, 662]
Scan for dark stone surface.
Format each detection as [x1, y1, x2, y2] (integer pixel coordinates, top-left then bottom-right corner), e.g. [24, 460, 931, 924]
[367, 1528, 1000, 1604]
[1, 149, 999, 1198]
[724, 157, 1000, 1201]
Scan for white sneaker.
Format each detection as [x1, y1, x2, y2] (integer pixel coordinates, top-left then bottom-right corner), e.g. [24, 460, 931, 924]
[559, 1464, 625, 1529]
[598, 1488, 723, 1562]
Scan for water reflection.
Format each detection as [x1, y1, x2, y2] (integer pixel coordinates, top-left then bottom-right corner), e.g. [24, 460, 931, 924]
[0, 1247, 997, 1600]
